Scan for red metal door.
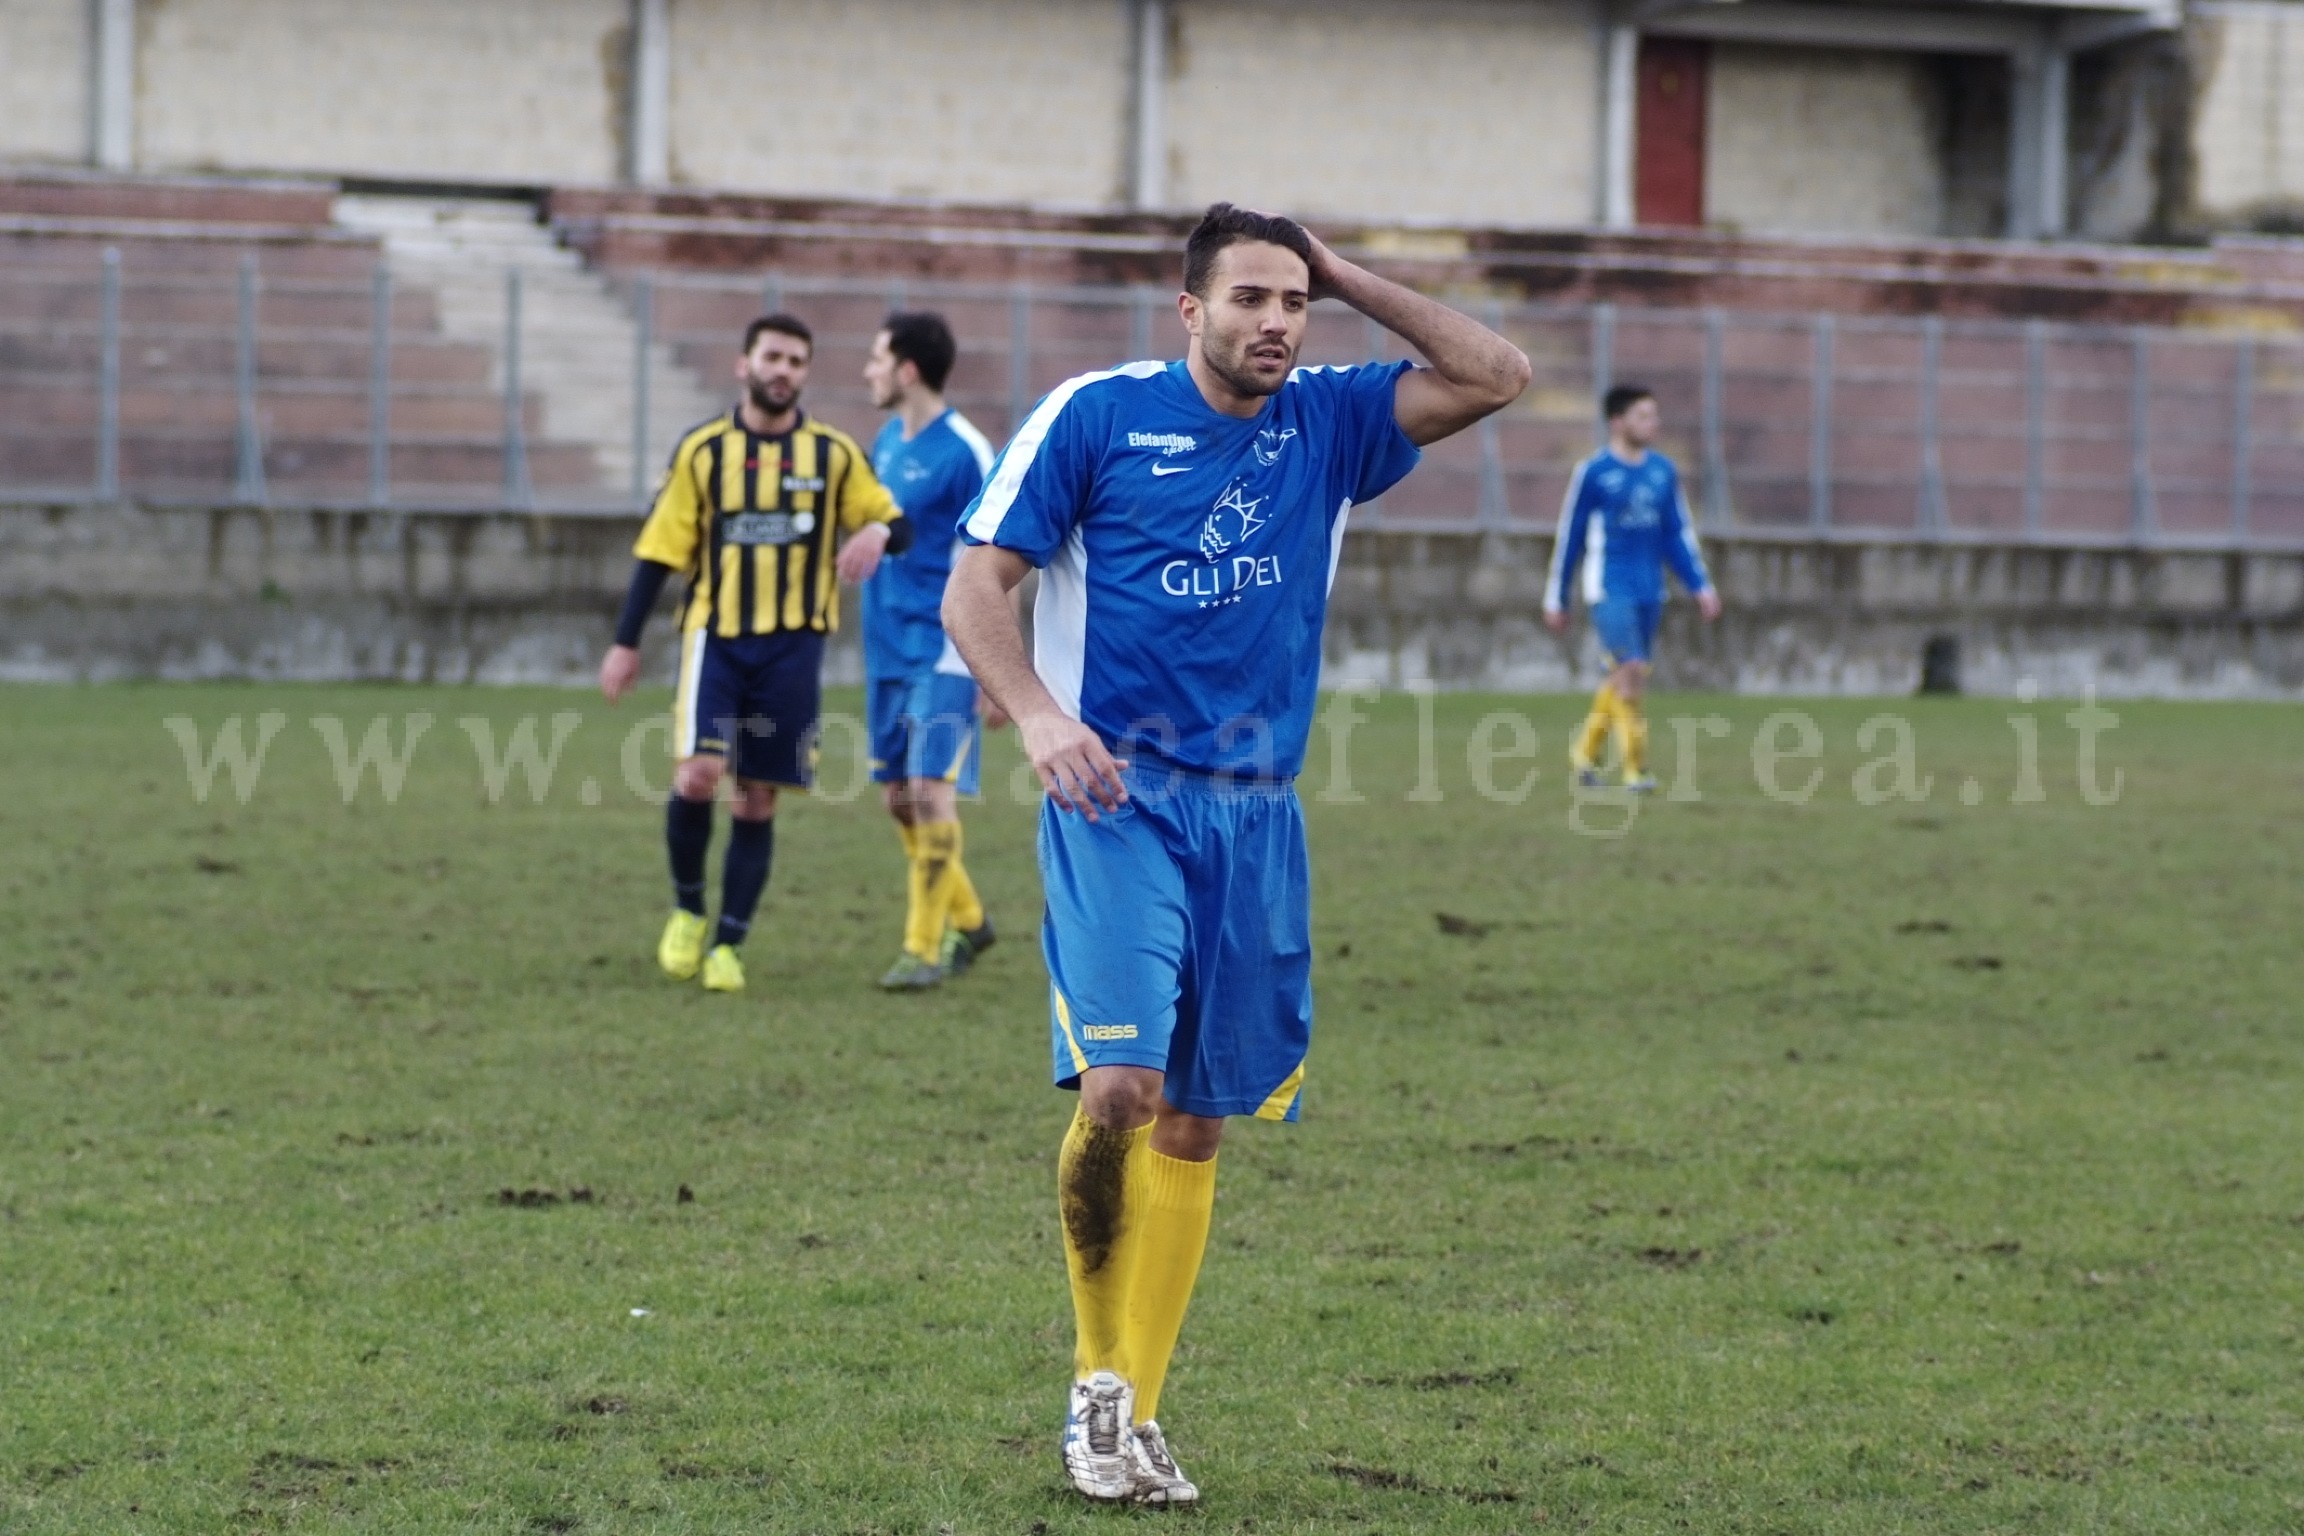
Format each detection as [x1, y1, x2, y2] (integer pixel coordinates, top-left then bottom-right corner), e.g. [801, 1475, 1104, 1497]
[1636, 37, 1709, 227]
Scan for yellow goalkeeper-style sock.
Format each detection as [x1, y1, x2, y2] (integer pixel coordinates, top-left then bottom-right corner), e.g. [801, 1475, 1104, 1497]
[944, 820, 985, 933]
[1122, 1147, 1216, 1424]
[893, 819, 919, 859]
[1574, 681, 1616, 768]
[1615, 693, 1649, 778]
[894, 819, 925, 957]
[903, 822, 957, 961]
[1060, 1112, 1153, 1381]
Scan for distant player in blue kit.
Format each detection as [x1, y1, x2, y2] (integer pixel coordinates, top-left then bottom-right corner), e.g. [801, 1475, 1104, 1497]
[943, 204, 1530, 1506]
[1544, 384, 1723, 792]
[860, 311, 999, 990]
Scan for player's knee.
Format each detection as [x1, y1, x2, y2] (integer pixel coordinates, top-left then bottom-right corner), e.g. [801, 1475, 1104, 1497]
[673, 755, 724, 801]
[732, 781, 777, 821]
[1078, 1066, 1164, 1130]
[1152, 1107, 1224, 1162]
[880, 781, 909, 821]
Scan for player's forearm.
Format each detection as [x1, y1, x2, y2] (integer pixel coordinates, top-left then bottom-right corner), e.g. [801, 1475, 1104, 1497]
[1320, 253, 1528, 405]
[943, 548, 1065, 727]
[613, 559, 675, 649]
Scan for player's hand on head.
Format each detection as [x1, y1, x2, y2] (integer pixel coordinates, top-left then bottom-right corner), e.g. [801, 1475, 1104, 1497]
[1019, 713, 1128, 820]
[600, 644, 641, 703]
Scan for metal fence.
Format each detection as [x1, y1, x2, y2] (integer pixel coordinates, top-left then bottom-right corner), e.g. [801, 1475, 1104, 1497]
[8, 245, 2304, 548]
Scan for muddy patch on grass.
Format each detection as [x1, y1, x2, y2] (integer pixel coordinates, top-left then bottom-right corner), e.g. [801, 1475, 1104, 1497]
[1327, 1459, 1520, 1504]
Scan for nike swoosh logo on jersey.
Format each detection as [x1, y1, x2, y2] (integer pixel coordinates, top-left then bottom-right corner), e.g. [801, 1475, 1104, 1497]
[1151, 463, 1193, 476]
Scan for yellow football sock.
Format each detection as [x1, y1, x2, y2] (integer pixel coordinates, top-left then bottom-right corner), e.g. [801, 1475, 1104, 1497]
[1060, 1112, 1153, 1380]
[943, 820, 984, 933]
[893, 819, 919, 858]
[1614, 693, 1649, 778]
[1123, 1147, 1216, 1423]
[903, 822, 962, 961]
[1574, 681, 1616, 768]
[894, 819, 925, 956]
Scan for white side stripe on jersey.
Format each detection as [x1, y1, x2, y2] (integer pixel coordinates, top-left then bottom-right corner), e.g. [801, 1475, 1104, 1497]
[1036, 524, 1091, 719]
[946, 410, 997, 478]
[1544, 458, 1591, 613]
[964, 360, 1167, 546]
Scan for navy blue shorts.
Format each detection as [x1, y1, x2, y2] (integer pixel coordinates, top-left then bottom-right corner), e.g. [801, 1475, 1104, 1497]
[1039, 764, 1312, 1122]
[867, 670, 982, 794]
[672, 629, 823, 787]
[1591, 597, 1663, 666]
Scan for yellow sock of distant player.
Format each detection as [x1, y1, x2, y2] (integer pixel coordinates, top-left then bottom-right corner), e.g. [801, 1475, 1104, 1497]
[1574, 681, 1616, 767]
[893, 819, 919, 859]
[1122, 1147, 1216, 1423]
[904, 822, 961, 961]
[895, 819, 926, 957]
[944, 820, 985, 933]
[1615, 693, 1649, 778]
[1060, 1113, 1153, 1381]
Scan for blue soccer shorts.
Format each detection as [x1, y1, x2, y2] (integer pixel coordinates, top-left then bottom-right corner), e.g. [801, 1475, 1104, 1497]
[866, 670, 982, 795]
[1591, 597, 1664, 666]
[1038, 765, 1312, 1122]
[672, 629, 823, 787]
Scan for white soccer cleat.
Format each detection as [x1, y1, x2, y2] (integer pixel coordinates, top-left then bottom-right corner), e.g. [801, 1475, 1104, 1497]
[1129, 1419, 1200, 1507]
[1062, 1371, 1137, 1503]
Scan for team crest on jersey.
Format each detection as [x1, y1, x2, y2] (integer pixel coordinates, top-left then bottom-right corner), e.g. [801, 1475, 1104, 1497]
[1198, 482, 1268, 559]
[1253, 427, 1298, 466]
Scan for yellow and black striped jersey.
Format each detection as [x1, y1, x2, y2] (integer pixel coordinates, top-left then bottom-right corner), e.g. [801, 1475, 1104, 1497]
[634, 410, 900, 638]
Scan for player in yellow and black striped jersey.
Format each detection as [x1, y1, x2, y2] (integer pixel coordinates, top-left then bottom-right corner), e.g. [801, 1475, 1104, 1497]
[598, 312, 915, 995]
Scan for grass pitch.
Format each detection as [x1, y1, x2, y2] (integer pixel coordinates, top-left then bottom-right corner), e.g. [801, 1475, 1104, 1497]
[2, 682, 2300, 1534]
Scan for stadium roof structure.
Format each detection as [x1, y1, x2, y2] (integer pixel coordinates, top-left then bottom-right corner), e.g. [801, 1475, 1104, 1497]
[1602, 0, 2183, 239]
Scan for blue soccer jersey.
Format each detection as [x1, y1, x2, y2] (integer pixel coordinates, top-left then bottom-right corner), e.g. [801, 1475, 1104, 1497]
[1543, 449, 1713, 612]
[962, 358, 1419, 779]
[862, 409, 996, 681]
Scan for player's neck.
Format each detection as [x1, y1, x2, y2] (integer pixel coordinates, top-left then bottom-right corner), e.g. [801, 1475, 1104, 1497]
[739, 398, 801, 437]
[896, 390, 946, 440]
[1607, 435, 1648, 464]
[1184, 349, 1272, 421]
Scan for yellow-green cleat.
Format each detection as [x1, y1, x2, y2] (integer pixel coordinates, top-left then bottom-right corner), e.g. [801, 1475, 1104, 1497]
[658, 909, 709, 980]
[700, 944, 745, 993]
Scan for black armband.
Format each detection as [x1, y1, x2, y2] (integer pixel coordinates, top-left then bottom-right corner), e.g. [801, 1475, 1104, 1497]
[613, 559, 675, 649]
[882, 515, 916, 556]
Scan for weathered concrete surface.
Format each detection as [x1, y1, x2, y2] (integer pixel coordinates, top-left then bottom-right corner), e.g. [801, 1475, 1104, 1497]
[5, 500, 2302, 697]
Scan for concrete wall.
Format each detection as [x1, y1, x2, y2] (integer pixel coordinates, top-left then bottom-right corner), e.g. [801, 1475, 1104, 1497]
[1706, 44, 1944, 237]
[1165, 0, 1599, 225]
[135, 0, 627, 184]
[667, 0, 1132, 206]
[0, 0, 92, 165]
[2190, 1, 2304, 219]
[8, 500, 2299, 698]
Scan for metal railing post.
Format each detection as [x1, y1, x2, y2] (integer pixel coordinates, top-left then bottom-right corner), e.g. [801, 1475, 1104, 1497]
[762, 275, 784, 315]
[632, 274, 654, 505]
[1007, 284, 1032, 432]
[1590, 302, 1616, 449]
[234, 253, 267, 506]
[1920, 316, 1946, 534]
[1476, 298, 1509, 528]
[503, 267, 533, 511]
[1129, 287, 1153, 361]
[1809, 313, 1834, 532]
[885, 278, 907, 316]
[2023, 320, 2046, 537]
[2129, 326, 2155, 541]
[1363, 312, 1385, 363]
[369, 261, 391, 507]
[2232, 335, 2255, 541]
[1702, 306, 1729, 527]
[97, 247, 121, 500]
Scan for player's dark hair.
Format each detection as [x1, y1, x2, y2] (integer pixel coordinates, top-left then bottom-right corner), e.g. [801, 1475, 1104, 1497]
[1183, 202, 1314, 299]
[1604, 383, 1655, 420]
[881, 310, 957, 391]
[743, 312, 813, 355]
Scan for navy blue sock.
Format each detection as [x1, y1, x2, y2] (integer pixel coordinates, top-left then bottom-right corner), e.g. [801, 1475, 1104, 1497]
[666, 794, 714, 915]
[716, 816, 774, 949]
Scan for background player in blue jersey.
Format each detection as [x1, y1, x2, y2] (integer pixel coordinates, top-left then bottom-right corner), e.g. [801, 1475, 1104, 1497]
[860, 312, 999, 991]
[944, 204, 1530, 1506]
[1544, 384, 1723, 792]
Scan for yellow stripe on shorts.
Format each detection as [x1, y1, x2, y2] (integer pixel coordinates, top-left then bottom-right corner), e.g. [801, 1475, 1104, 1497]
[1052, 988, 1090, 1077]
[1253, 1061, 1306, 1121]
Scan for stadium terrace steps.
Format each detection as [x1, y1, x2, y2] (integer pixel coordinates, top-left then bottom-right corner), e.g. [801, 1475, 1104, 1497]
[334, 194, 724, 499]
[548, 186, 2304, 328]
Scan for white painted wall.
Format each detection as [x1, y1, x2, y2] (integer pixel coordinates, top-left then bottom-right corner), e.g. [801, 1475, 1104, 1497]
[1706, 43, 1945, 236]
[667, 0, 1132, 205]
[1165, 0, 1600, 225]
[135, 0, 628, 183]
[2191, 1, 2304, 216]
[0, 0, 93, 164]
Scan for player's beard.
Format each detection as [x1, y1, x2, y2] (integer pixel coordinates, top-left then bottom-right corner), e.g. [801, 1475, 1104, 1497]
[1202, 325, 1297, 400]
[747, 376, 800, 416]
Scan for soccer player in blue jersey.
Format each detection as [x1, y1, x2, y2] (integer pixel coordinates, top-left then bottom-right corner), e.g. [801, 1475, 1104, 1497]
[944, 204, 1530, 1506]
[860, 312, 1000, 990]
[1543, 384, 1722, 793]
